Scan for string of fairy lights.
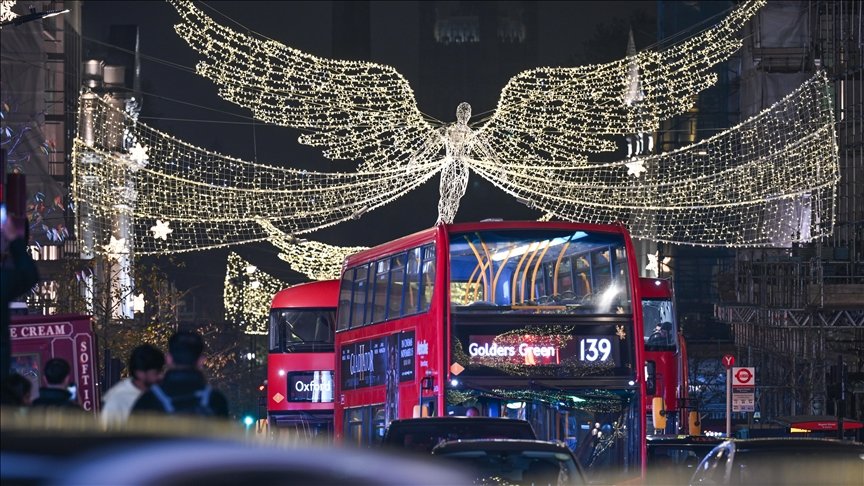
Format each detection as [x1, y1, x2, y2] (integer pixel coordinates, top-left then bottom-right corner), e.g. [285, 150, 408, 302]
[72, 93, 442, 256]
[0, 0, 17, 22]
[72, 71, 838, 267]
[223, 252, 288, 335]
[68, 0, 840, 328]
[258, 219, 367, 281]
[471, 72, 839, 247]
[168, 0, 765, 166]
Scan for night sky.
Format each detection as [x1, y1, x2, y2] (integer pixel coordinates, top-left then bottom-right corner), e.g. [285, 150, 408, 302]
[81, 1, 658, 319]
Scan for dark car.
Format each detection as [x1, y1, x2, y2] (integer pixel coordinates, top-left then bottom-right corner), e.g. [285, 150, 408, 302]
[0, 408, 473, 486]
[382, 417, 537, 453]
[646, 435, 724, 485]
[431, 439, 587, 486]
[690, 438, 864, 485]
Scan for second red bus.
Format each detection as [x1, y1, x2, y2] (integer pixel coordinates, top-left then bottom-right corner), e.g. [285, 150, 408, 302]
[267, 280, 338, 438]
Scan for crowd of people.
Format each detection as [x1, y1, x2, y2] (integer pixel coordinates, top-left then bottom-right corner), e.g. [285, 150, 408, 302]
[1, 330, 229, 422]
[2, 170, 229, 423]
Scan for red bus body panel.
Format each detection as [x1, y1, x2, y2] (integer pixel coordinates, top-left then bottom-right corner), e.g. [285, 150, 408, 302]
[271, 280, 339, 310]
[267, 352, 335, 412]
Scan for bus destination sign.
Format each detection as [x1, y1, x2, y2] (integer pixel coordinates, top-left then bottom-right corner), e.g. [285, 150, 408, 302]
[466, 334, 619, 367]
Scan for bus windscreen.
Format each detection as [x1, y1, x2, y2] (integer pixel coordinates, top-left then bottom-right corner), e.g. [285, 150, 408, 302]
[449, 229, 631, 315]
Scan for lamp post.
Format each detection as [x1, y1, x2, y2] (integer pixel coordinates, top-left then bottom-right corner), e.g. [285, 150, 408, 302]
[229, 262, 261, 419]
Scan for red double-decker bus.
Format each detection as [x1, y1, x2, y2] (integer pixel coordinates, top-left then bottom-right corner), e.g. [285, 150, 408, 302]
[640, 277, 692, 435]
[267, 280, 338, 437]
[334, 221, 647, 481]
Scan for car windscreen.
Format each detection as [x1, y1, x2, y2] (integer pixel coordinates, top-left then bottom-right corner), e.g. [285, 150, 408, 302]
[437, 450, 584, 485]
[386, 422, 535, 452]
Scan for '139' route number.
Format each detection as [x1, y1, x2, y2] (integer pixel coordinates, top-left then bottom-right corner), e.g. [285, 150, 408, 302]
[579, 338, 611, 362]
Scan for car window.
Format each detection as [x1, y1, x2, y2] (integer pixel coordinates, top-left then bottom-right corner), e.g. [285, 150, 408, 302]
[386, 422, 536, 452]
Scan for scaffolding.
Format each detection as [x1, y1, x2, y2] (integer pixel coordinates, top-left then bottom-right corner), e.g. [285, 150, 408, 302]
[715, 0, 864, 423]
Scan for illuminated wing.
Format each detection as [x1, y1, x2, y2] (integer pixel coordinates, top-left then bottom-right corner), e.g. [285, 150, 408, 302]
[471, 73, 839, 247]
[477, 0, 765, 163]
[73, 94, 443, 254]
[168, 0, 440, 172]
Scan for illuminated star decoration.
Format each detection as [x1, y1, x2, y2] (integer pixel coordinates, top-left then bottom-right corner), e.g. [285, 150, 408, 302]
[150, 219, 173, 241]
[127, 142, 149, 172]
[132, 293, 146, 313]
[645, 251, 671, 277]
[103, 236, 128, 260]
[624, 159, 647, 178]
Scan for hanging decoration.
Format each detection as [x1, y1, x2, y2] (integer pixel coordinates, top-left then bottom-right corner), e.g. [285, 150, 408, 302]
[71, 0, 839, 282]
[72, 70, 839, 258]
[223, 252, 290, 335]
[645, 251, 671, 278]
[257, 219, 367, 281]
[0, 0, 17, 23]
[168, 0, 767, 223]
[72, 93, 442, 255]
[165, 0, 839, 247]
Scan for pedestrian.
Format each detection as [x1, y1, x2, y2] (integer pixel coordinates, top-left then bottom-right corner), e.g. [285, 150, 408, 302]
[100, 344, 165, 426]
[132, 331, 228, 418]
[31, 358, 80, 409]
[0, 372, 33, 406]
[1, 207, 40, 383]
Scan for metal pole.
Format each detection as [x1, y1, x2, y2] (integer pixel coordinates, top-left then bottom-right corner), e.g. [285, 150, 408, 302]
[726, 368, 732, 438]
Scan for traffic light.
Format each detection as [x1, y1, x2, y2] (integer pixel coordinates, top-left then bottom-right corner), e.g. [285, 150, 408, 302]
[243, 415, 255, 427]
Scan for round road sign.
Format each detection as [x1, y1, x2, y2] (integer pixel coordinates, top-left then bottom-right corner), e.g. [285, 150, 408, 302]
[735, 368, 753, 384]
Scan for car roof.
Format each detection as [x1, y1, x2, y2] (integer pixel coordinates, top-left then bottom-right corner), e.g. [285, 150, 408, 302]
[432, 439, 572, 454]
[727, 438, 864, 450]
[389, 417, 531, 424]
[646, 435, 725, 446]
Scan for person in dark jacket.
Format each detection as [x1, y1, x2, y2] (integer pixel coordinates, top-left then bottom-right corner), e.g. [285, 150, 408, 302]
[132, 331, 228, 417]
[1, 212, 40, 383]
[31, 358, 80, 409]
